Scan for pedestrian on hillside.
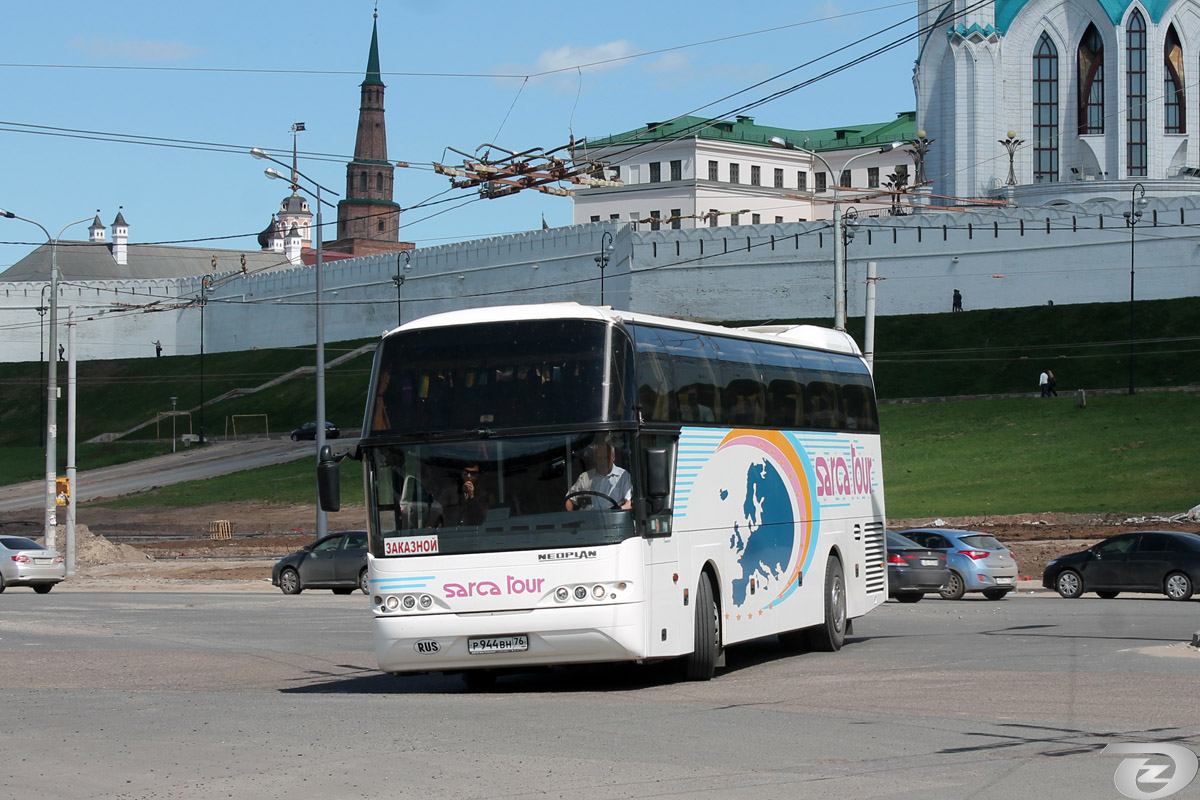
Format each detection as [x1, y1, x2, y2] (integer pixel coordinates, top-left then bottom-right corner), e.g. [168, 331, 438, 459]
[1039, 370, 1049, 397]
[1047, 370, 1058, 397]
[58, 343, 65, 361]
[952, 289, 963, 312]
[153, 340, 163, 357]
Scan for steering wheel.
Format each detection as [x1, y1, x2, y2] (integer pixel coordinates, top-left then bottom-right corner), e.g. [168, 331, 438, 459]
[565, 489, 621, 510]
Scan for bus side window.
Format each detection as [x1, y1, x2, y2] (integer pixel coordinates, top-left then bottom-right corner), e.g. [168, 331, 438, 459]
[635, 351, 674, 422]
[725, 378, 766, 426]
[841, 384, 874, 431]
[767, 379, 804, 428]
[805, 382, 841, 429]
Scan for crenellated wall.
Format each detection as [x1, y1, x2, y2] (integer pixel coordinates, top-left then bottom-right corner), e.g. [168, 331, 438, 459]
[2, 200, 1198, 363]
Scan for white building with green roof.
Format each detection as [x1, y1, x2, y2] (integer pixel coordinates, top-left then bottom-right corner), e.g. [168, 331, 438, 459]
[572, 113, 918, 229]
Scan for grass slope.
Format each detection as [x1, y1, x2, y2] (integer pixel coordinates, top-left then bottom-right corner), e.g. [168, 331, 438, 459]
[879, 392, 1199, 517]
[88, 391, 1199, 519]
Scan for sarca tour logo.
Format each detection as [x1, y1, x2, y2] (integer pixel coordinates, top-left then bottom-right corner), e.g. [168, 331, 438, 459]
[1102, 743, 1198, 799]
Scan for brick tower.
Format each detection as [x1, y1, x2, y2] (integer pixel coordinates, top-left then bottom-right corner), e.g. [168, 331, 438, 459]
[328, 14, 409, 257]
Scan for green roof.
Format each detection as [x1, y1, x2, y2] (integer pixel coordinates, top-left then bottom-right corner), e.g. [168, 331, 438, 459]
[582, 112, 917, 154]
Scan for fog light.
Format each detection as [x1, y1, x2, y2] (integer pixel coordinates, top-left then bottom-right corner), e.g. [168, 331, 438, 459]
[402, 595, 416, 610]
[555, 587, 569, 602]
[592, 584, 605, 599]
[385, 595, 400, 611]
[419, 594, 433, 609]
[574, 586, 587, 601]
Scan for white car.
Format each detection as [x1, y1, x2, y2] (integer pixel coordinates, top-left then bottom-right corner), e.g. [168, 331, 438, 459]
[0, 535, 66, 593]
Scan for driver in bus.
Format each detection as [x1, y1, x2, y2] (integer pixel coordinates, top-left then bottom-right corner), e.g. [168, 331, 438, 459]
[438, 461, 491, 526]
[565, 439, 632, 511]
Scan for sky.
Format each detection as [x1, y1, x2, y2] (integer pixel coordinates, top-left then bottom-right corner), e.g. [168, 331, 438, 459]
[0, 0, 920, 273]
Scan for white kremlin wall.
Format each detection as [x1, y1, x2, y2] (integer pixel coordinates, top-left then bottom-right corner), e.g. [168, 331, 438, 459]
[2, 199, 1198, 364]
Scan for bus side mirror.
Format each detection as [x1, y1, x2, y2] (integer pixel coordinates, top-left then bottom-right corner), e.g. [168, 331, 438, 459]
[317, 445, 341, 512]
[645, 447, 670, 503]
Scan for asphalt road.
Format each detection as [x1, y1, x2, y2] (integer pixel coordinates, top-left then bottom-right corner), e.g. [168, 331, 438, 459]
[0, 590, 1197, 799]
[0, 438, 334, 511]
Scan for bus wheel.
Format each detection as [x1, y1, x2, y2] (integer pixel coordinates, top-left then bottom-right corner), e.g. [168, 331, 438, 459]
[683, 572, 720, 681]
[808, 555, 846, 652]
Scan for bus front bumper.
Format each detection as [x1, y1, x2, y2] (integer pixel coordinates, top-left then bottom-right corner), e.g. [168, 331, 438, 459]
[374, 601, 649, 673]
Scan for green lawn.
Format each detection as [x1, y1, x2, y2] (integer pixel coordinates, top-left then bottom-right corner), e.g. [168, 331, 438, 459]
[97, 457, 365, 509]
[0, 442, 177, 486]
[86, 391, 1199, 519]
[879, 391, 1199, 517]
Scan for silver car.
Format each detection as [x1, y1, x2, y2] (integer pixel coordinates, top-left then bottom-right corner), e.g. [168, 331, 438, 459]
[898, 529, 1019, 600]
[0, 536, 66, 593]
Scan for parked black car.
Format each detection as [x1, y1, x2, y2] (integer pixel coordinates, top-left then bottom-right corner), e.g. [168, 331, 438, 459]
[290, 421, 340, 441]
[886, 530, 951, 603]
[272, 530, 368, 595]
[1042, 531, 1200, 601]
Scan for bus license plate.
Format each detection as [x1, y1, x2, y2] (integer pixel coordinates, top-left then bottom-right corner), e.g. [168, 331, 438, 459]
[468, 635, 529, 655]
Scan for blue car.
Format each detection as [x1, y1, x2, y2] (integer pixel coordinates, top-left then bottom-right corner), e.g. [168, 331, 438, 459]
[898, 528, 1019, 600]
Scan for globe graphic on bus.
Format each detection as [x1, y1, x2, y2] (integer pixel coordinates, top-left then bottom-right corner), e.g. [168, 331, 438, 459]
[689, 446, 797, 609]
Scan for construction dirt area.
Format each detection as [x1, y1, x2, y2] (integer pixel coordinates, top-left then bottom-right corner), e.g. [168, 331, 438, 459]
[1, 500, 1196, 590]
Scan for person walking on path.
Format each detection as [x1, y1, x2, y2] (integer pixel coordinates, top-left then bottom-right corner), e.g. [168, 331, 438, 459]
[1046, 370, 1058, 397]
[1039, 371, 1049, 397]
[952, 289, 963, 312]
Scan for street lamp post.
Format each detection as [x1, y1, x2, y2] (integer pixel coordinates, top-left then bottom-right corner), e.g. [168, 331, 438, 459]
[0, 209, 92, 548]
[595, 230, 614, 306]
[781, 141, 901, 330]
[252, 146, 340, 538]
[1123, 183, 1148, 395]
[170, 396, 178, 453]
[37, 285, 49, 448]
[999, 130, 1024, 186]
[199, 273, 214, 444]
[394, 250, 410, 328]
[841, 206, 860, 318]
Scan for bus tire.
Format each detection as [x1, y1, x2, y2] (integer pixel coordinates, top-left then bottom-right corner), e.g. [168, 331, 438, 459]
[683, 572, 720, 681]
[808, 554, 846, 652]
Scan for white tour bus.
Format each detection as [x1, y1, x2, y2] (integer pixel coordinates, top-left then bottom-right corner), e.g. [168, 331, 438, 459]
[318, 303, 886, 684]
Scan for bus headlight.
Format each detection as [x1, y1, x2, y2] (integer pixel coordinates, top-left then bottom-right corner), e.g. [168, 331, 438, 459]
[386, 595, 401, 611]
[573, 586, 588, 601]
[555, 587, 570, 602]
[401, 595, 416, 610]
[419, 594, 433, 609]
[592, 584, 605, 600]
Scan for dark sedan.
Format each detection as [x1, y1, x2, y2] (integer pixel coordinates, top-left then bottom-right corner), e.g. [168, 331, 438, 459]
[886, 530, 951, 603]
[1042, 531, 1200, 601]
[272, 530, 368, 595]
[290, 421, 340, 441]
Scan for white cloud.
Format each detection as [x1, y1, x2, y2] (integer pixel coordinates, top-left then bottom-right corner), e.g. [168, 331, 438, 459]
[69, 37, 204, 63]
[530, 40, 636, 76]
[644, 52, 691, 74]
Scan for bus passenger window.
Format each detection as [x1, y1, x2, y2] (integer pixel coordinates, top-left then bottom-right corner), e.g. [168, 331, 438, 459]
[678, 384, 715, 422]
[767, 380, 803, 428]
[724, 378, 765, 426]
[805, 383, 841, 429]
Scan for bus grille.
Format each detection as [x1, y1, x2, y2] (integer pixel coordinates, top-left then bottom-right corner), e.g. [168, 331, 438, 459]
[863, 522, 886, 594]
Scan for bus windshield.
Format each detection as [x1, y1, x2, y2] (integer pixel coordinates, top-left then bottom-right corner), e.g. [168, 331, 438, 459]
[367, 319, 633, 436]
[367, 430, 637, 557]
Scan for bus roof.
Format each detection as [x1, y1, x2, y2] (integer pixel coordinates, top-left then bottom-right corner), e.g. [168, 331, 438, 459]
[391, 303, 862, 357]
